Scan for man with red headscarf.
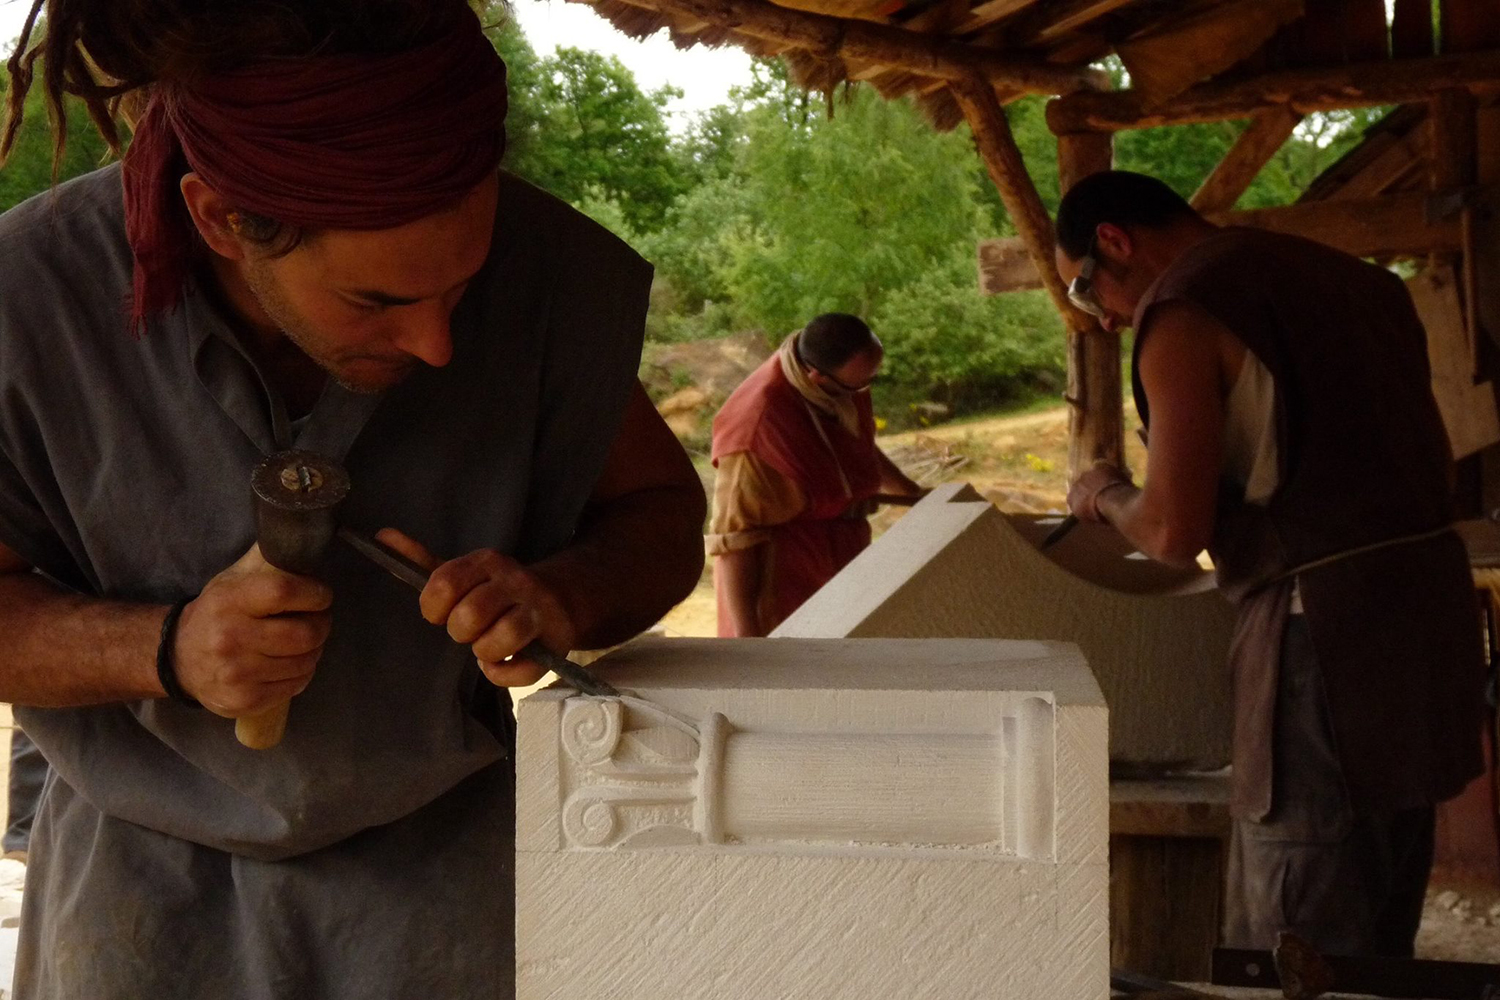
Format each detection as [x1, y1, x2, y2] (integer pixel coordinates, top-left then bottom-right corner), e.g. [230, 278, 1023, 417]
[0, 3, 705, 997]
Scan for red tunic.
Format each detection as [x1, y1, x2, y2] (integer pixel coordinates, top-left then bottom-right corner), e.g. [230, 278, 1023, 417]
[711, 353, 883, 635]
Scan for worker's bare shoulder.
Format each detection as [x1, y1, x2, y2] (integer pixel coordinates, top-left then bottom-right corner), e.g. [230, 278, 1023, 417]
[1139, 299, 1238, 355]
[1138, 299, 1245, 390]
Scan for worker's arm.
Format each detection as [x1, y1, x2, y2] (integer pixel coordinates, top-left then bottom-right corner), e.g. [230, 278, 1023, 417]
[0, 541, 331, 714]
[0, 545, 166, 705]
[1067, 301, 1231, 569]
[875, 450, 924, 498]
[386, 382, 707, 686]
[715, 545, 766, 637]
[704, 450, 797, 639]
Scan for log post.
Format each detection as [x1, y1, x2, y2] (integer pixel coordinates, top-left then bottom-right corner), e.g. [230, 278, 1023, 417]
[1059, 130, 1124, 478]
[1428, 88, 1479, 363]
[951, 74, 1122, 479]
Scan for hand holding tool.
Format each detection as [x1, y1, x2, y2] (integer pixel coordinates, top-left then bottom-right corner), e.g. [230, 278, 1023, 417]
[337, 527, 617, 697]
[241, 449, 616, 750]
[241, 450, 350, 749]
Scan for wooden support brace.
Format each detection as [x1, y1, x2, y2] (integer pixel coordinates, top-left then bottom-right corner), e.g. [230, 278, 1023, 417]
[1046, 49, 1500, 134]
[1429, 88, 1481, 370]
[1390, 0, 1435, 59]
[592, 0, 1107, 93]
[954, 71, 1121, 477]
[952, 75, 1083, 323]
[1058, 130, 1124, 478]
[1190, 108, 1303, 214]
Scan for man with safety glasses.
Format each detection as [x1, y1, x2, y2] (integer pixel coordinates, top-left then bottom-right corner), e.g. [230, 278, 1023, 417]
[1053, 170, 1483, 958]
[708, 313, 924, 636]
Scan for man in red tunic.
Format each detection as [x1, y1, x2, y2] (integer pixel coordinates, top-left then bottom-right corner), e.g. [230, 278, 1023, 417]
[709, 314, 923, 637]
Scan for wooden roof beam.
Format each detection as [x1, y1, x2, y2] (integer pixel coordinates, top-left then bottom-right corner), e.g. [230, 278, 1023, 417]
[1190, 107, 1303, 213]
[1322, 125, 1429, 200]
[591, 0, 1107, 92]
[980, 191, 1465, 296]
[1046, 49, 1500, 133]
[1011, 0, 1143, 44]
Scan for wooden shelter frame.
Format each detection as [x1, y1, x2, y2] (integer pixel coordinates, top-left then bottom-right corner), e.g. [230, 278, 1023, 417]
[580, 0, 1500, 478]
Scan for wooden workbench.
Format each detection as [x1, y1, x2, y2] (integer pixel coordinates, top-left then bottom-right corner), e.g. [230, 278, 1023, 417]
[1110, 772, 1234, 983]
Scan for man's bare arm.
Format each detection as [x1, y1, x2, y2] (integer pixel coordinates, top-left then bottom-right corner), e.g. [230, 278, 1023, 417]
[0, 544, 169, 706]
[715, 546, 765, 637]
[1081, 301, 1230, 568]
[0, 538, 333, 713]
[875, 451, 923, 497]
[529, 382, 707, 649]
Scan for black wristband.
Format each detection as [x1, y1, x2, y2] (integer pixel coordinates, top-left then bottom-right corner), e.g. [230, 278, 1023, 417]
[156, 597, 200, 708]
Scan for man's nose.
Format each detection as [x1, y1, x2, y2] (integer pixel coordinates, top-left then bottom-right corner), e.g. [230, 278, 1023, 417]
[394, 305, 454, 368]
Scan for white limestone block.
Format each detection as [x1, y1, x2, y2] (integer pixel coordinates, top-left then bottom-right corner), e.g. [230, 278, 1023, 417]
[515, 637, 1108, 1000]
[773, 482, 1235, 770]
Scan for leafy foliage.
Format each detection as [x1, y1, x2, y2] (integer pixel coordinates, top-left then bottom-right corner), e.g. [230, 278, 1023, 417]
[495, 31, 689, 233]
[874, 254, 1064, 412]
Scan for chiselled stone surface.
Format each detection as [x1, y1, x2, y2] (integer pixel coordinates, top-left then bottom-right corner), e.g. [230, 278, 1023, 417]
[516, 637, 1107, 1000]
[774, 483, 1235, 770]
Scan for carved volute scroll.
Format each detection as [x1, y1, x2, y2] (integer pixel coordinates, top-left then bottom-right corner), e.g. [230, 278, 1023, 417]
[556, 695, 1057, 858]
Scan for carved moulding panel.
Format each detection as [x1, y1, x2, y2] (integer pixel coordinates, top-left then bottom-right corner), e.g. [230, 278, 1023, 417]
[557, 694, 1056, 857]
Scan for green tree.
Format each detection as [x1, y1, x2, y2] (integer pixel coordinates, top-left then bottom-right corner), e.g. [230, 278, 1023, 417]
[719, 86, 987, 334]
[521, 46, 688, 233]
[874, 252, 1065, 413]
[484, 12, 550, 189]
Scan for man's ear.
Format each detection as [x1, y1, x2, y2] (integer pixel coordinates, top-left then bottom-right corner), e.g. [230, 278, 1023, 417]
[179, 173, 247, 261]
[1095, 222, 1134, 263]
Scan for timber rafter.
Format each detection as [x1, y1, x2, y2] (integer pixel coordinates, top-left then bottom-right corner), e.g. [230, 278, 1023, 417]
[1047, 49, 1500, 133]
[591, 0, 1109, 93]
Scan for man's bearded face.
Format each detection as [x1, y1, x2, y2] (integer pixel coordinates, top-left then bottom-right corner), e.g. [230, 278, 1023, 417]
[240, 174, 499, 393]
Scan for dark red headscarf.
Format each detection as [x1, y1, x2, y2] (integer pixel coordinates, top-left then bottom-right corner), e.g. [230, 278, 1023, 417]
[121, 9, 509, 333]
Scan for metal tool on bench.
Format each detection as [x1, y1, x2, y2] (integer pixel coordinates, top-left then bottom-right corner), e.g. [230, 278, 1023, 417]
[1109, 966, 1221, 998]
[240, 450, 616, 750]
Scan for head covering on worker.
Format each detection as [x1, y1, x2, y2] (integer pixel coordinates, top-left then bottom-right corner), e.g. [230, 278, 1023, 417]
[120, 5, 509, 333]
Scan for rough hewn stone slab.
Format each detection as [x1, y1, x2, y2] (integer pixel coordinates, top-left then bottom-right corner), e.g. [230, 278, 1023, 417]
[774, 483, 1235, 770]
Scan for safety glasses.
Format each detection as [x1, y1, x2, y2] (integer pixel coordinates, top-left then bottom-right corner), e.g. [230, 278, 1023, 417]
[796, 341, 875, 394]
[1067, 234, 1107, 321]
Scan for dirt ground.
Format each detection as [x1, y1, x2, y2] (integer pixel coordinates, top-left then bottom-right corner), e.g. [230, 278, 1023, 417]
[1416, 879, 1500, 962]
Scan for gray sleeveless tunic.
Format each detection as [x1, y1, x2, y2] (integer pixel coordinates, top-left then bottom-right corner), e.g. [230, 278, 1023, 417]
[0, 165, 652, 998]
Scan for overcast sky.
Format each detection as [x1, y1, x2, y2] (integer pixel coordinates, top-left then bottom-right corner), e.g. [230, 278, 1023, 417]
[0, 0, 754, 124]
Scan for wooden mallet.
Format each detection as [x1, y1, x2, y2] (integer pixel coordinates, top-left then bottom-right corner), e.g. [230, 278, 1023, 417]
[239, 450, 350, 749]
[238, 449, 618, 750]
